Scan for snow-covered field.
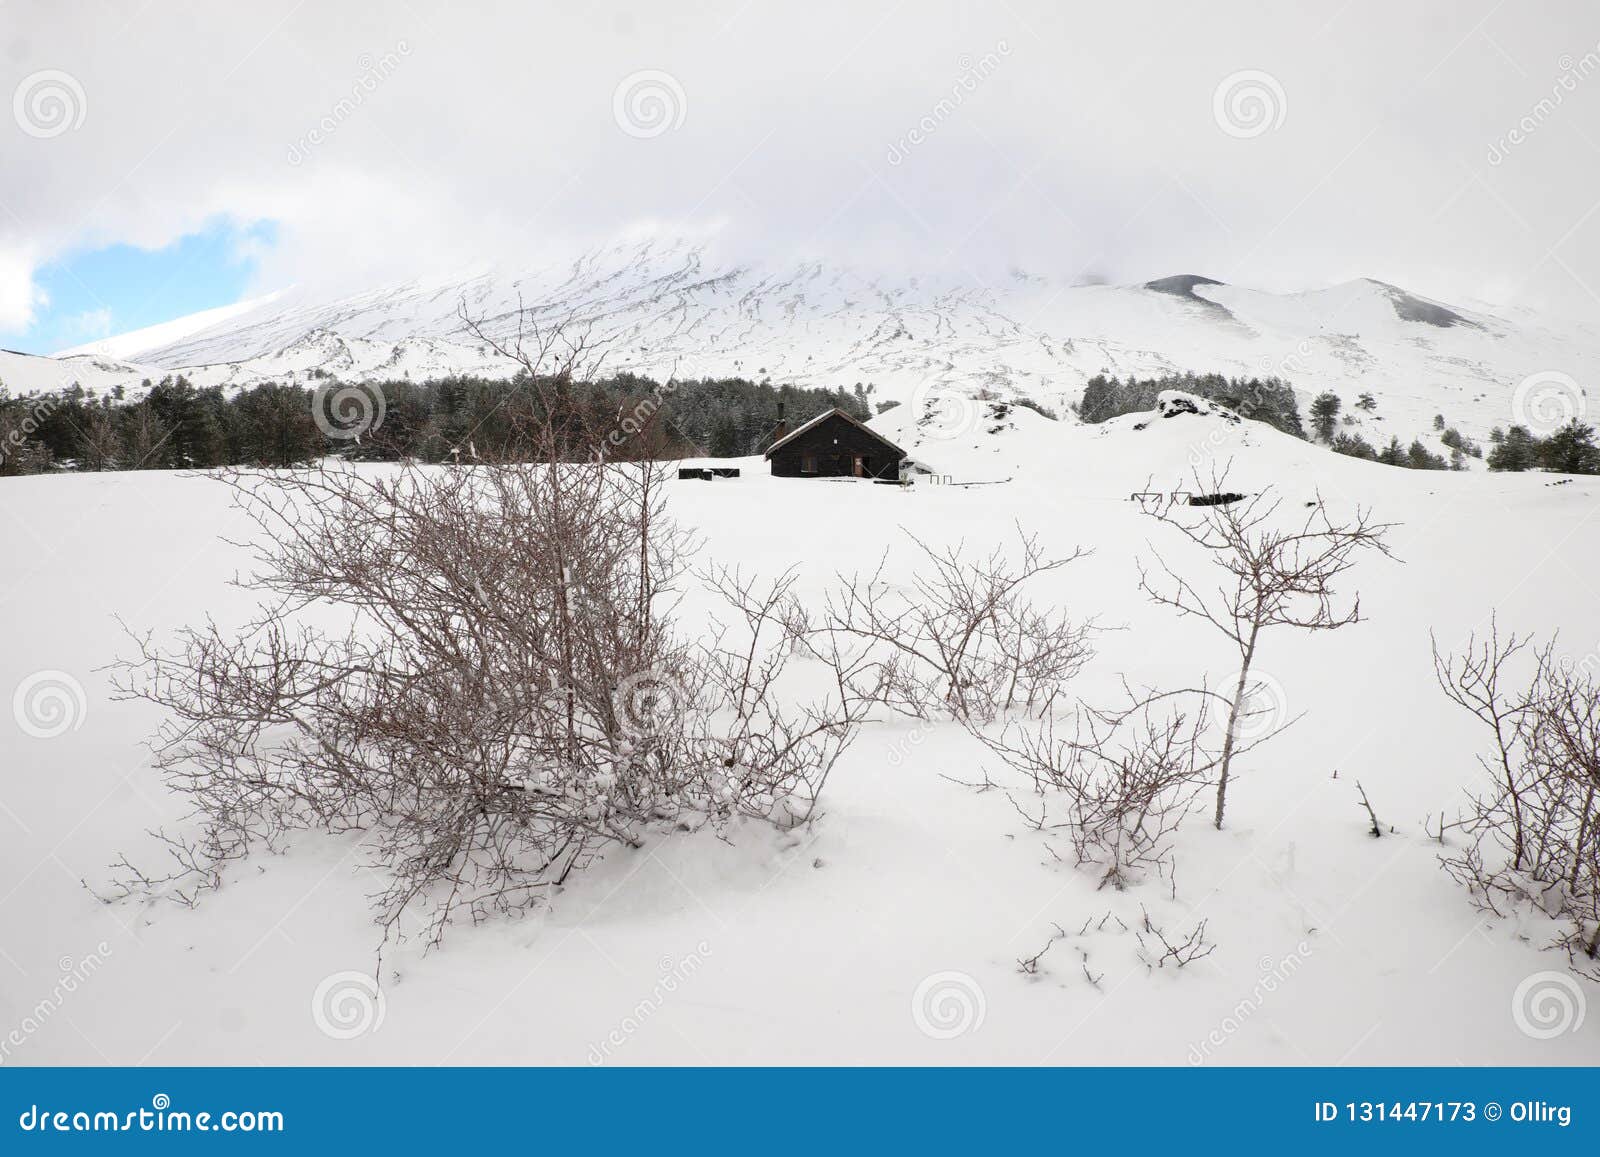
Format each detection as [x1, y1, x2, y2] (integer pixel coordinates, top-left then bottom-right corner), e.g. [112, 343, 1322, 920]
[3, 403, 1597, 1065]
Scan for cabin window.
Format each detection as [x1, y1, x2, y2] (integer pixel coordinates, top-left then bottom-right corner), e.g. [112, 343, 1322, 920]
[801, 453, 817, 473]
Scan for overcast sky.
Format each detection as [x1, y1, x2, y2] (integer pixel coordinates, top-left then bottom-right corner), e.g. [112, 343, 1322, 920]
[3, 0, 1600, 352]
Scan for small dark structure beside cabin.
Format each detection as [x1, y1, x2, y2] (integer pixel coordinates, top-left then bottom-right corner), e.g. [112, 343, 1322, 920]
[764, 407, 907, 480]
[678, 467, 741, 480]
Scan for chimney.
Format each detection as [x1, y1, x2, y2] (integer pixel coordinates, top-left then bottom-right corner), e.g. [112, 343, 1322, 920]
[771, 401, 788, 444]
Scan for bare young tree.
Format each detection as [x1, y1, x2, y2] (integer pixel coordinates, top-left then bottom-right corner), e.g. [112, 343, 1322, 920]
[1138, 479, 1394, 828]
[817, 526, 1093, 722]
[1433, 623, 1600, 978]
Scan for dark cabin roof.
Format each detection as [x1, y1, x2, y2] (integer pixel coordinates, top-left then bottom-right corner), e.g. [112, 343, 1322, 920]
[763, 407, 907, 459]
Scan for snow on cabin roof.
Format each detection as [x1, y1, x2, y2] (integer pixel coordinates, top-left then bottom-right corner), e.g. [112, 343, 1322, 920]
[763, 407, 908, 459]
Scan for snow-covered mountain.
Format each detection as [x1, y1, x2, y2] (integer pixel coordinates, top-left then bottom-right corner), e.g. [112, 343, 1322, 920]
[13, 237, 1599, 453]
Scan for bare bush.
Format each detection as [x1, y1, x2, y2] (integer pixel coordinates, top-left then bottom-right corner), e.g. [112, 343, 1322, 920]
[1138, 476, 1394, 828]
[1016, 936, 1056, 976]
[694, 564, 870, 828]
[1433, 622, 1600, 979]
[1135, 905, 1215, 970]
[962, 688, 1219, 890]
[817, 526, 1093, 721]
[1355, 781, 1385, 838]
[113, 318, 859, 946]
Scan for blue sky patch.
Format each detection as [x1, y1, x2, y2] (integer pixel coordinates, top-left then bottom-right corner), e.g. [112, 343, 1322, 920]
[4, 218, 277, 356]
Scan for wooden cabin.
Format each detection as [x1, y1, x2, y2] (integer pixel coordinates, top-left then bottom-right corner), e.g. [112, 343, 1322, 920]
[764, 407, 907, 480]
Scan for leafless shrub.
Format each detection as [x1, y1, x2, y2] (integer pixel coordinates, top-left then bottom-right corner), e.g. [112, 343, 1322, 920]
[1059, 909, 1130, 986]
[1017, 938, 1055, 975]
[1059, 902, 1214, 980]
[1355, 781, 1384, 838]
[1135, 905, 1215, 970]
[1078, 949, 1104, 987]
[817, 526, 1092, 722]
[694, 564, 870, 829]
[1076, 909, 1131, 936]
[962, 688, 1219, 890]
[1433, 622, 1600, 979]
[111, 316, 859, 947]
[1424, 811, 1459, 845]
[1138, 471, 1394, 828]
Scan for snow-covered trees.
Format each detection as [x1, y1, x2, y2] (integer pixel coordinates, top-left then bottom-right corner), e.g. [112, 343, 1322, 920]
[1541, 420, 1600, 475]
[1487, 421, 1600, 474]
[1310, 391, 1341, 442]
[1076, 371, 1306, 439]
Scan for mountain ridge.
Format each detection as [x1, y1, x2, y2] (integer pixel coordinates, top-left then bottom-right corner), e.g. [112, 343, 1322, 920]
[7, 239, 1596, 456]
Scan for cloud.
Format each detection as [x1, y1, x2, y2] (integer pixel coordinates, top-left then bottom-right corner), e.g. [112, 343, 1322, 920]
[3, 0, 1599, 328]
[0, 248, 45, 331]
[62, 306, 112, 341]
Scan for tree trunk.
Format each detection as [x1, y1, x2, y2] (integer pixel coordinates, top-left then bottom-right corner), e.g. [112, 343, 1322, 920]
[1215, 623, 1260, 830]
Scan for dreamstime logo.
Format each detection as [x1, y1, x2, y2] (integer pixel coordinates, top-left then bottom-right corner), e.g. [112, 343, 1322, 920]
[12, 70, 87, 138]
[612, 70, 686, 139]
[885, 725, 929, 769]
[1511, 970, 1586, 1040]
[1186, 433, 1221, 470]
[312, 382, 386, 441]
[885, 41, 1011, 165]
[0, 942, 113, 1065]
[1487, 44, 1600, 165]
[613, 669, 688, 737]
[586, 941, 713, 1064]
[286, 42, 411, 165]
[597, 378, 682, 457]
[12, 670, 87, 739]
[1557, 642, 1600, 679]
[1212, 70, 1287, 139]
[909, 381, 980, 441]
[0, 392, 62, 467]
[1188, 940, 1313, 1064]
[1260, 339, 1314, 382]
[310, 971, 386, 1040]
[1185, 406, 1252, 469]
[911, 970, 986, 1039]
[1229, 671, 1290, 745]
[1511, 370, 1586, 436]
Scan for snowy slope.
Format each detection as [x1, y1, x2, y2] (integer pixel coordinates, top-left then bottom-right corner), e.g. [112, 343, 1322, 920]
[51, 291, 286, 361]
[2, 402, 1597, 1066]
[0, 347, 159, 397]
[10, 238, 1598, 457]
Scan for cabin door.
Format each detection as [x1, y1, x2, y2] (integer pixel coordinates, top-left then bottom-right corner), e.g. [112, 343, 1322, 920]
[853, 455, 869, 477]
